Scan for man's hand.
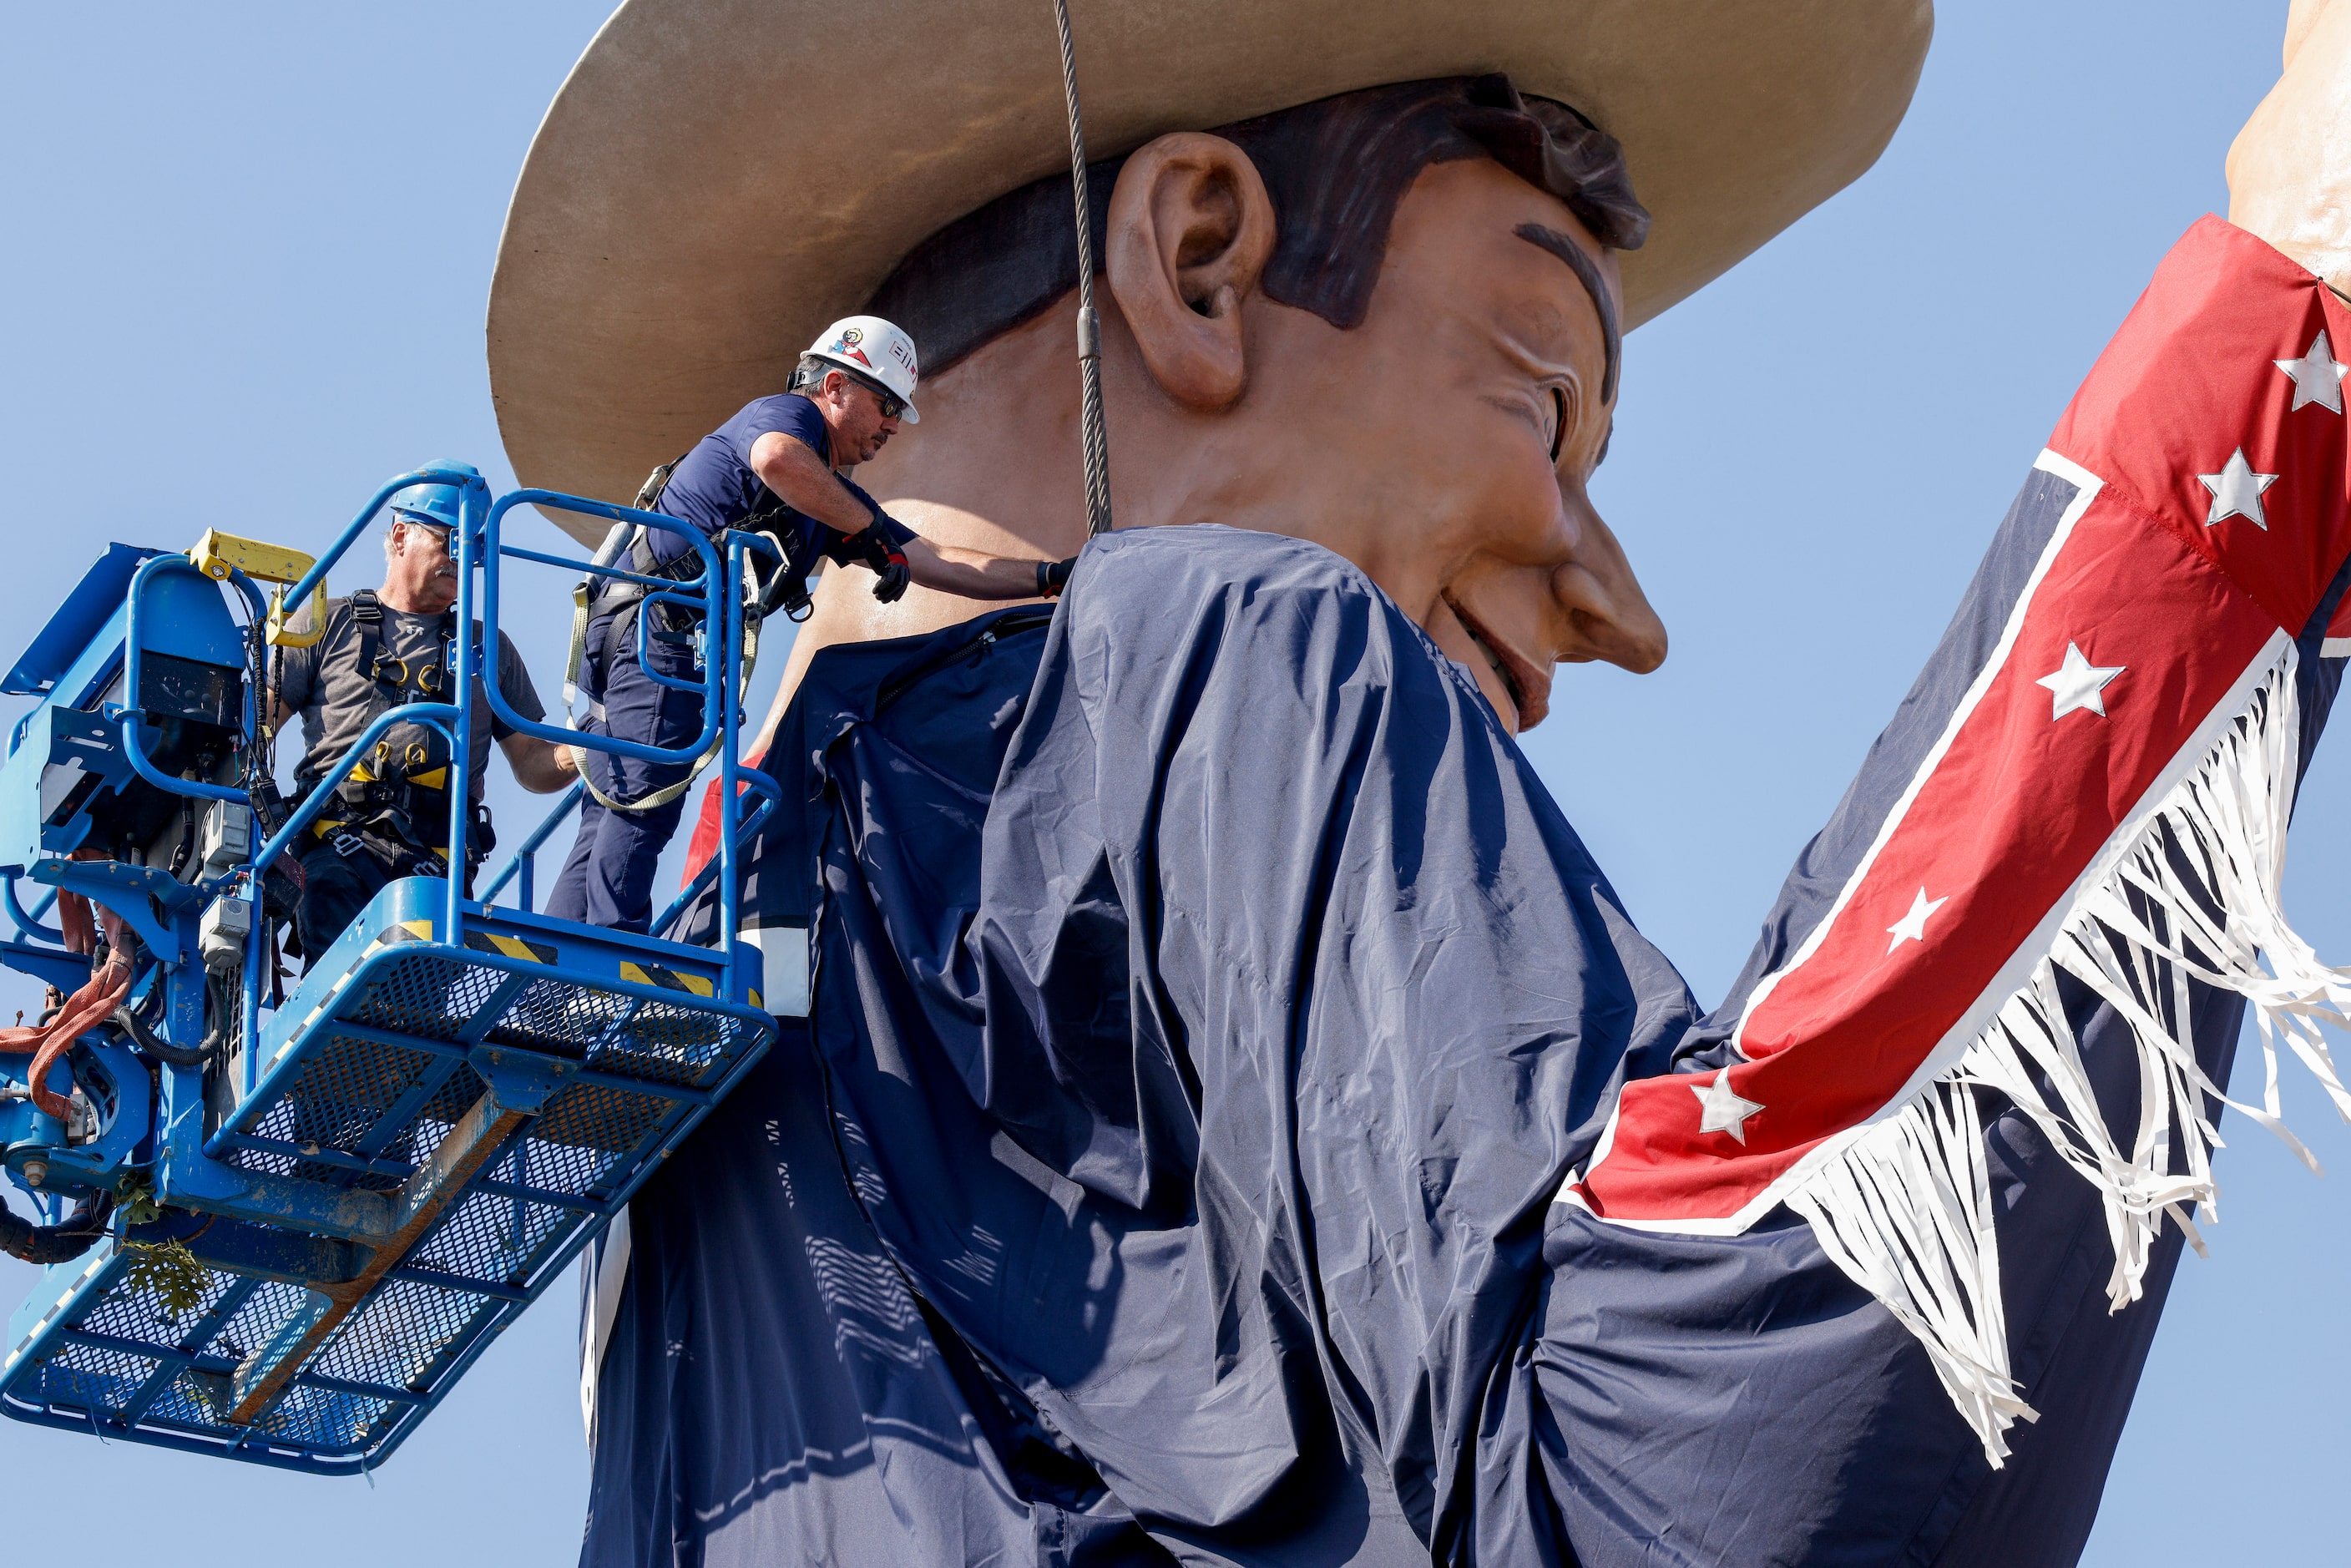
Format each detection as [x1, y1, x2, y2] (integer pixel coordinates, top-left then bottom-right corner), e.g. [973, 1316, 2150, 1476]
[501, 732, 581, 793]
[2230, 0, 2351, 293]
[833, 518, 1084, 605]
[852, 524, 913, 604]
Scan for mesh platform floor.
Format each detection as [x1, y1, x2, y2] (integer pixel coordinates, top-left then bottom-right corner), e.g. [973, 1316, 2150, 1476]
[0, 895, 769, 1471]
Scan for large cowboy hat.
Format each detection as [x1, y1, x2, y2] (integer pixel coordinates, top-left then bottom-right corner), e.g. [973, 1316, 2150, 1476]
[489, 0, 1934, 541]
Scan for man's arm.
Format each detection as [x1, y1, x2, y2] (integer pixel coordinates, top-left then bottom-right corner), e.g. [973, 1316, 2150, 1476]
[501, 732, 580, 794]
[488, 632, 575, 793]
[748, 431, 879, 534]
[751, 429, 1064, 600]
[901, 535, 1059, 601]
[2231, 0, 2351, 295]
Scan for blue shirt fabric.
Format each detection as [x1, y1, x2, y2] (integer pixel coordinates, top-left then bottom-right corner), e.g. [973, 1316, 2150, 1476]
[648, 392, 911, 569]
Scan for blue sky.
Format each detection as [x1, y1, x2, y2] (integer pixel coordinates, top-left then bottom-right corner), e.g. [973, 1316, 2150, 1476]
[0, 3, 2336, 1562]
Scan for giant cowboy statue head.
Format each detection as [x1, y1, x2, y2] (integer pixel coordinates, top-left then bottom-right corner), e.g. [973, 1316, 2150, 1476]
[488, 1, 1934, 738]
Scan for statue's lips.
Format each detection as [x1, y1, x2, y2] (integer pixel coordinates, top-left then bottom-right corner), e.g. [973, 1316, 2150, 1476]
[1443, 590, 1550, 731]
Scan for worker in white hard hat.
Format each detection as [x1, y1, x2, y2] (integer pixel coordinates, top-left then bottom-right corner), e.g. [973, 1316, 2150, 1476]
[545, 313, 1068, 933]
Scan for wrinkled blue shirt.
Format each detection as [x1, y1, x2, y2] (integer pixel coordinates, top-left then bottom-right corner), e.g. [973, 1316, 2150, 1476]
[650, 392, 908, 568]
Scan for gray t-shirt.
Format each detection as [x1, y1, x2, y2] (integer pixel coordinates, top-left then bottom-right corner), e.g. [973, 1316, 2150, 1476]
[277, 596, 548, 803]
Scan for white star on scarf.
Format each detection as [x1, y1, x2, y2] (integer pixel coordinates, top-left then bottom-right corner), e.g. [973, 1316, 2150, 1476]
[2198, 448, 2278, 529]
[1886, 888, 1949, 954]
[2276, 331, 2349, 414]
[1691, 1068, 1766, 1144]
[2035, 642, 2124, 720]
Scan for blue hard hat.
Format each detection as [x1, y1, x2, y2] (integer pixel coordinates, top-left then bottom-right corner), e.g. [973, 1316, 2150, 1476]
[386, 459, 482, 531]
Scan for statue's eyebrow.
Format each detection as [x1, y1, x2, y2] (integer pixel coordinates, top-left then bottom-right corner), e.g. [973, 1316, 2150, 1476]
[1514, 223, 1620, 407]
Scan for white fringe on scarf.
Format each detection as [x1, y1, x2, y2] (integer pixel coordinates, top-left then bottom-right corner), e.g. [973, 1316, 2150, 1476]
[1784, 642, 2351, 1465]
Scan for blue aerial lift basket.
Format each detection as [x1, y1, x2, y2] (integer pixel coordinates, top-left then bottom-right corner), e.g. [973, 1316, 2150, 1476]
[0, 469, 781, 1471]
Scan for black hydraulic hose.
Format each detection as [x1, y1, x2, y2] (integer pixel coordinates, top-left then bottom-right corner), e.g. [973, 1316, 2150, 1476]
[109, 964, 234, 1070]
[0, 1187, 113, 1266]
[85, 933, 207, 1068]
[202, 969, 237, 1062]
[111, 1001, 209, 1069]
[167, 795, 196, 878]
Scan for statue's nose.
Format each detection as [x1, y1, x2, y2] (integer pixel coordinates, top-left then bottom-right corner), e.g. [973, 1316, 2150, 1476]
[1550, 513, 1666, 675]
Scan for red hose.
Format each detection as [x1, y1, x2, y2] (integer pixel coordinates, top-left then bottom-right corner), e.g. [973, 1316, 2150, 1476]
[56, 888, 94, 957]
[4, 889, 133, 1125]
[8, 956, 131, 1123]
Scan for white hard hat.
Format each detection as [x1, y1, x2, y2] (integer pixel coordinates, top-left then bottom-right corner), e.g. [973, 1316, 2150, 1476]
[801, 315, 921, 423]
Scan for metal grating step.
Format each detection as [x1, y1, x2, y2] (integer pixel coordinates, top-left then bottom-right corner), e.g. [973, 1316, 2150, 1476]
[0, 878, 771, 1472]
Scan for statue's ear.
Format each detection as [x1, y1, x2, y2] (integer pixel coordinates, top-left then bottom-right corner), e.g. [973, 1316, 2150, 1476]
[1106, 133, 1274, 410]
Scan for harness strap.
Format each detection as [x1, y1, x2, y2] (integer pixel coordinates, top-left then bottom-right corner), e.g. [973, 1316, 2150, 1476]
[567, 455, 780, 815]
[347, 589, 458, 705]
[567, 511, 655, 716]
[298, 594, 468, 868]
[589, 459, 806, 629]
[575, 553, 765, 816]
[350, 588, 386, 691]
[323, 822, 447, 879]
[564, 576, 596, 717]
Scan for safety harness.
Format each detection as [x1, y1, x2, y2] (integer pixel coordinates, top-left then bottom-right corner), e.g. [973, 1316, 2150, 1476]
[299, 589, 491, 878]
[558, 459, 791, 816]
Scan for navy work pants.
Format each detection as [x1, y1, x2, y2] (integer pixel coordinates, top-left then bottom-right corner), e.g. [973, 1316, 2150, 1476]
[293, 837, 396, 969]
[292, 833, 470, 970]
[547, 608, 704, 933]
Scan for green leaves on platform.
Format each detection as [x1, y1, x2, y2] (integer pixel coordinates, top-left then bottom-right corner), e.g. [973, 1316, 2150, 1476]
[114, 1176, 211, 1324]
[121, 1238, 213, 1326]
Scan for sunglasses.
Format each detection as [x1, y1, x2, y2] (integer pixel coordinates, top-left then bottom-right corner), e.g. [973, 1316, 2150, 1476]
[842, 370, 905, 422]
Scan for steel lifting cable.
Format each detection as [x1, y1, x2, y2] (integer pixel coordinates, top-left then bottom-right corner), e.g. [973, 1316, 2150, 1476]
[1049, 0, 1114, 537]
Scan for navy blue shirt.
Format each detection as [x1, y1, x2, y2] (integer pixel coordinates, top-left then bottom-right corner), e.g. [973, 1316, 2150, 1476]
[651, 393, 913, 569]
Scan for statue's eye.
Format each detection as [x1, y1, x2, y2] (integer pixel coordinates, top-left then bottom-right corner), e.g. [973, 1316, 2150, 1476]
[1549, 387, 1569, 463]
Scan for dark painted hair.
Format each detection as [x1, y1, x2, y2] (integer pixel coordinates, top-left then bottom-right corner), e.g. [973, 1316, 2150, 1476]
[867, 74, 1648, 379]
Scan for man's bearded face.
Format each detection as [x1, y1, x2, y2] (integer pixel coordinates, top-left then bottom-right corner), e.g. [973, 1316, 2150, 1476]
[818, 372, 902, 464]
[388, 518, 460, 612]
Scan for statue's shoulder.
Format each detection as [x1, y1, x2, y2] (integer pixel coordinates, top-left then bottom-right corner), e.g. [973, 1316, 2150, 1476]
[1074, 524, 1387, 623]
[1063, 524, 1464, 721]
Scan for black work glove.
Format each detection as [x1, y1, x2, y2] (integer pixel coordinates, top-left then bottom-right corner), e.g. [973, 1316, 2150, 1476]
[855, 522, 911, 604]
[1036, 557, 1076, 599]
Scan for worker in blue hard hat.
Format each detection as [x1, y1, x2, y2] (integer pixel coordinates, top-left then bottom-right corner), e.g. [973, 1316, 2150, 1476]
[272, 462, 579, 964]
[544, 316, 1070, 934]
